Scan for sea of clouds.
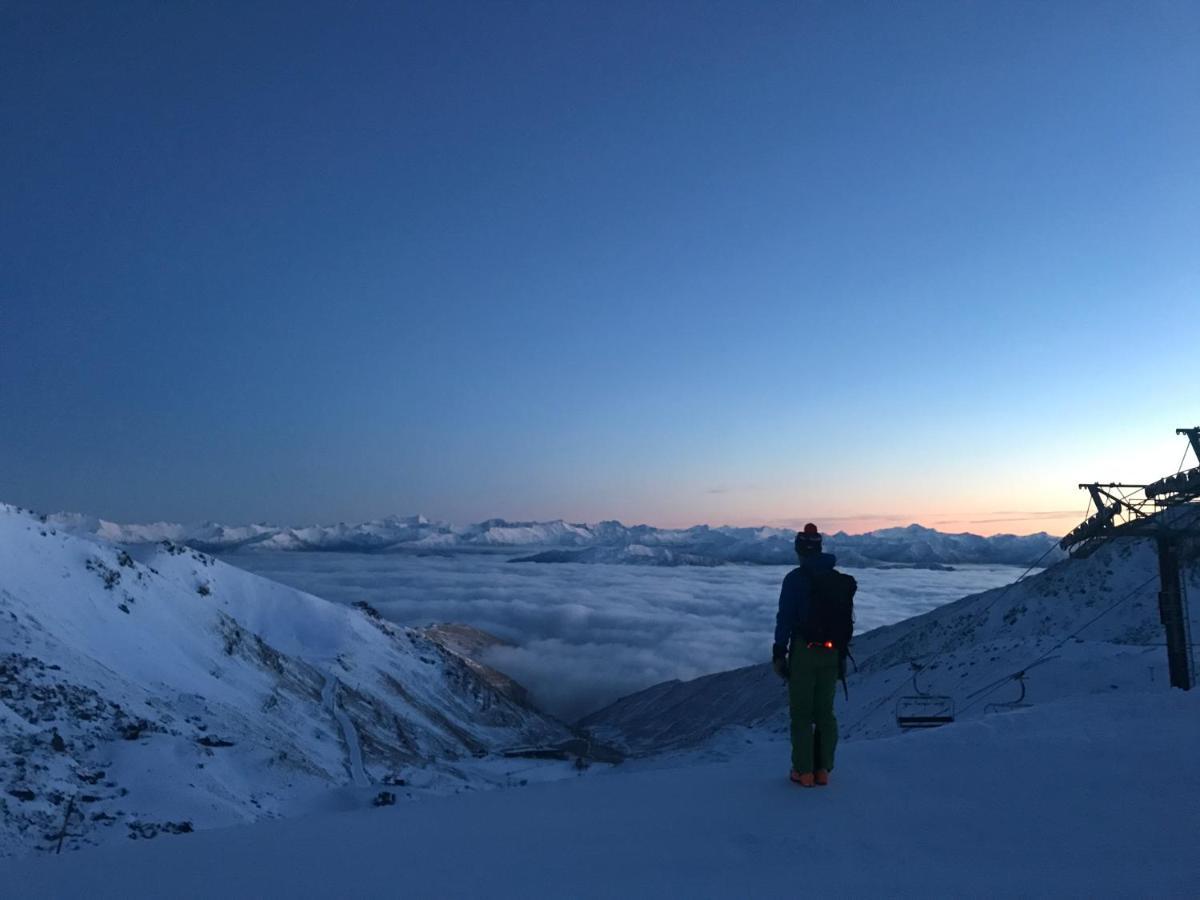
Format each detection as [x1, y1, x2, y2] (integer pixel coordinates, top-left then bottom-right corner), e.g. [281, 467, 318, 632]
[225, 552, 1024, 720]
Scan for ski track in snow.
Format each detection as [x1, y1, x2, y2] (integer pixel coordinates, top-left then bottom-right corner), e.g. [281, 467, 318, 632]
[322, 673, 369, 788]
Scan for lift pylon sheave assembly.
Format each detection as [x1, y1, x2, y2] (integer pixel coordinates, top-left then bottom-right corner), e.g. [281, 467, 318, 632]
[1059, 427, 1200, 691]
[1145, 428, 1200, 500]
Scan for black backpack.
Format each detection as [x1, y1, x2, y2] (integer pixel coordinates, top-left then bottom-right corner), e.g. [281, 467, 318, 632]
[799, 567, 856, 649]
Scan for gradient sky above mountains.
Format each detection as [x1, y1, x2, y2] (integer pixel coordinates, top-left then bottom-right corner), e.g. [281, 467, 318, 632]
[2, 1, 1197, 536]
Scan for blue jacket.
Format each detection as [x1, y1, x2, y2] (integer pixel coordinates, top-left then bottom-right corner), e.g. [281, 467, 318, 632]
[774, 552, 838, 652]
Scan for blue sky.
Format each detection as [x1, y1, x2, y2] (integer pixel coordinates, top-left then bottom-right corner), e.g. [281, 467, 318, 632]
[2, 1, 1197, 533]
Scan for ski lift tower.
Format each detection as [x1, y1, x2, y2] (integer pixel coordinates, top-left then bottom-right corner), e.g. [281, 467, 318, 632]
[1059, 427, 1200, 691]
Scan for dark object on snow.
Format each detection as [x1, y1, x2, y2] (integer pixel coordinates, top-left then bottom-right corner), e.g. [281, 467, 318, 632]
[127, 820, 194, 840]
[196, 735, 235, 748]
[373, 791, 396, 807]
[353, 600, 383, 620]
[50, 795, 83, 854]
[499, 737, 623, 765]
[119, 719, 151, 740]
[50, 731, 66, 752]
[8, 788, 35, 802]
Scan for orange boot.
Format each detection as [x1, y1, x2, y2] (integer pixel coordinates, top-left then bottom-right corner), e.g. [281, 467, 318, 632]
[790, 770, 815, 787]
[815, 769, 830, 786]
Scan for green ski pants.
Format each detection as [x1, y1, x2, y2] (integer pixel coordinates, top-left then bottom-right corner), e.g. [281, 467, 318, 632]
[788, 645, 839, 774]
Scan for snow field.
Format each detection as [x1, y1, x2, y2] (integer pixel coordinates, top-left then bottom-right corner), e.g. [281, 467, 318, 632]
[4, 689, 1196, 898]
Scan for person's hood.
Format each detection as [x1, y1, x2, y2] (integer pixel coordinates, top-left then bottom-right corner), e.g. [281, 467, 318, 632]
[802, 551, 837, 570]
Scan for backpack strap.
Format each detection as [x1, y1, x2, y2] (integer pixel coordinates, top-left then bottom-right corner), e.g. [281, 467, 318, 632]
[838, 648, 855, 700]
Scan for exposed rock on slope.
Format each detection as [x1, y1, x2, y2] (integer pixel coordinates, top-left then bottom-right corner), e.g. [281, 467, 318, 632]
[0, 504, 570, 857]
[420, 623, 533, 708]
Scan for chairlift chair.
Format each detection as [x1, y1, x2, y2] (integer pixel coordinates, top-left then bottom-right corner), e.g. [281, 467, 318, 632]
[985, 671, 1031, 715]
[895, 663, 955, 729]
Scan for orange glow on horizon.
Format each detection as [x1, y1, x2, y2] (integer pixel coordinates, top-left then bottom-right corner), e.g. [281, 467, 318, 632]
[638, 508, 1088, 538]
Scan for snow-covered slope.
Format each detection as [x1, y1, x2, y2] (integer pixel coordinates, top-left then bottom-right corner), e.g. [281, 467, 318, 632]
[50, 510, 1063, 569]
[2, 688, 1195, 898]
[0, 504, 574, 857]
[581, 536, 1196, 753]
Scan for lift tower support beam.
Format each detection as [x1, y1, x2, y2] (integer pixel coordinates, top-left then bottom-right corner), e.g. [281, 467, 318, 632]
[1156, 535, 1193, 690]
[1178, 427, 1200, 462]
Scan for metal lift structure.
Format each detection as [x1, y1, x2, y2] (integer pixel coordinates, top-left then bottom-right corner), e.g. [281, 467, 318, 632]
[1059, 427, 1200, 691]
[891, 427, 1198, 732]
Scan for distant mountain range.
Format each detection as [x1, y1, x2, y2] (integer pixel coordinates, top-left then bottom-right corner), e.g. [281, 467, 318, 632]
[45, 512, 1065, 570]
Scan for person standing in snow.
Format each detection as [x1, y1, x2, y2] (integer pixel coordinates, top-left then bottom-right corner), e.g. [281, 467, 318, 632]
[772, 523, 856, 787]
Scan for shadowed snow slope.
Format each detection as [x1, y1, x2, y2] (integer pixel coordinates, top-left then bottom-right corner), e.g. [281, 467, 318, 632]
[0, 504, 570, 857]
[2, 689, 1195, 898]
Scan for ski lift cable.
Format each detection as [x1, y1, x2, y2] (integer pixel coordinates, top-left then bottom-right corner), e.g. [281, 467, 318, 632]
[960, 578, 1156, 720]
[1177, 441, 1192, 475]
[845, 538, 1068, 734]
[984, 672, 1028, 712]
[908, 538, 1066, 668]
[964, 655, 1058, 700]
[875, 429, 1197, 728]
[957, 573, 1159, 716]
[900, 538, 1064, 666]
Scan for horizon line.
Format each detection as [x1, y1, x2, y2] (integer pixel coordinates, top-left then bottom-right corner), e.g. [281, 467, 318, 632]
[27, 502, 1072, 540]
